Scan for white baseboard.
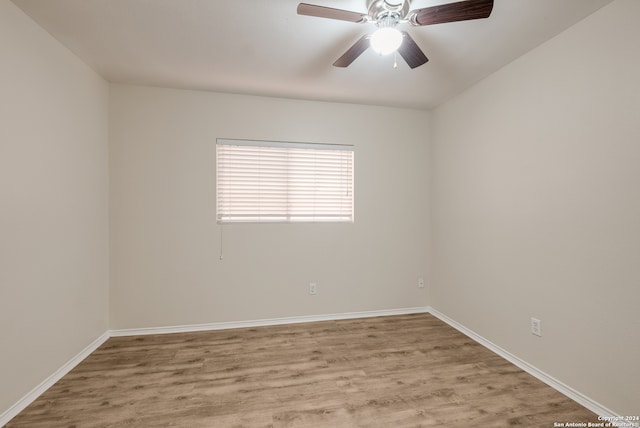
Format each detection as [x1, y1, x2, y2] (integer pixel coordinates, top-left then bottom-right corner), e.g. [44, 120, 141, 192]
[0, 331, 110, 427]
[427, 307, 618, 418]
[109, 306, 431, 337]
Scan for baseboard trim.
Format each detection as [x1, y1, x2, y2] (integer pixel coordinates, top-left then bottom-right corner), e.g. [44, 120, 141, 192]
[109, 306, 430, 337]
[427, 307, 618, 418]
[0, 331, 110, 427]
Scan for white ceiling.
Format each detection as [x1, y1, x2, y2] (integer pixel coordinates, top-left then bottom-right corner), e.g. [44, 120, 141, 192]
[12, 0, 614, 110]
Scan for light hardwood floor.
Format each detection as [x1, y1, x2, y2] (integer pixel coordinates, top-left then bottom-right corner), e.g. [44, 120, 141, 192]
[6, 314, 600, 427]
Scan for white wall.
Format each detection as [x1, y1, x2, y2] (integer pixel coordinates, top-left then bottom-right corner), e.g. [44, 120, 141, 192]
[431, 0, 639, 415]
[0, 0, 109, 417]
[109, 85, 429, 329]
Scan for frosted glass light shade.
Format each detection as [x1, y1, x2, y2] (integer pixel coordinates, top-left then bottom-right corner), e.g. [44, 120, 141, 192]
[370, 27, 403, 55]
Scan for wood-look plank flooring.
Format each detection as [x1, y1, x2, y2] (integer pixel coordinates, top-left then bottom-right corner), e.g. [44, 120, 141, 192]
[6, 314, 600, 427]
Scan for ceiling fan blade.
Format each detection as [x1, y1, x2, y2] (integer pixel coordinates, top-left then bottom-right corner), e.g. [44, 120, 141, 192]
[333, 35, 371, 67]
[410, 0, 493, 26]
[297, 3, 366, 23]
[398, 32, 428, 69]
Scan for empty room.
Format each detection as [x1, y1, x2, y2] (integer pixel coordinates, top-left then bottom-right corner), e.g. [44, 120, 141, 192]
[1, 0, 638, 426]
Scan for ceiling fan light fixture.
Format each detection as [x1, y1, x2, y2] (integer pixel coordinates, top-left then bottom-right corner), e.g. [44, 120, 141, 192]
[370, 27, 403, 55]
[298, 0, 493, 68]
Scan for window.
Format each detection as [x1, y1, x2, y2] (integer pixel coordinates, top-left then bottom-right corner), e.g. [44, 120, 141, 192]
[216, 139, 354, 223]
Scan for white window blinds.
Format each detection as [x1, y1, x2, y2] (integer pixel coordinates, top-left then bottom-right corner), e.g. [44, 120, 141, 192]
[216, 139, 354, 223]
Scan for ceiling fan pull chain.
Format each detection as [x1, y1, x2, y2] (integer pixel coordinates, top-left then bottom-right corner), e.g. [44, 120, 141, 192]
[394, 51, 398, 69]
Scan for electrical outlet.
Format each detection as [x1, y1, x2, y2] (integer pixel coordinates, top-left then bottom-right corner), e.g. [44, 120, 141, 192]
[308, 283, 317, 295]
[531, 317, 542, 336]
[418, 277, 425, 288]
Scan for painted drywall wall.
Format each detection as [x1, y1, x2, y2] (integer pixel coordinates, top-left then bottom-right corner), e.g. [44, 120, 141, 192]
[109, 85, 429, 329]
[431, 0, 639, 415]
[0, 0, 109, 417]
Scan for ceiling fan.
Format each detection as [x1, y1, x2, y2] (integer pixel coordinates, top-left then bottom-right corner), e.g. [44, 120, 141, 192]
[297, 0, 494, 69]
